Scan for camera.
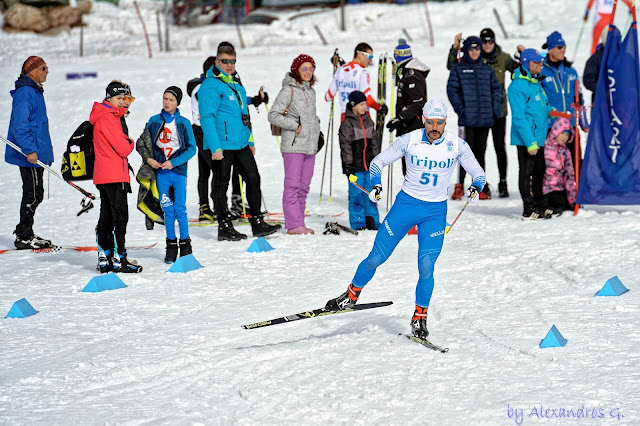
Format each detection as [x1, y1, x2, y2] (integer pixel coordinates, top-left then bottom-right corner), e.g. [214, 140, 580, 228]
[241, 113, 251, 128]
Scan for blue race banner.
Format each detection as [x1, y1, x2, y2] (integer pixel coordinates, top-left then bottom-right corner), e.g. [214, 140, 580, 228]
[577, 23, 640, 205]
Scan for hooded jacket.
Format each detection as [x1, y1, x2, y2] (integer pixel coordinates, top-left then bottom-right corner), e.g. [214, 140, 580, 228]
[198, 65, 252, 153]
[90, 100, 134, 184]
[543, 117, 576, 204]
[143, 109, 197, 177]
[6, 75, 53, 167]
[339, 107, 378, 174]
[268, 73, 321, 155]
[447, 39, 502, 127]
[395, 58, 430, 136]
[508, 66, 552, 150]
[541, 57, 584, 128]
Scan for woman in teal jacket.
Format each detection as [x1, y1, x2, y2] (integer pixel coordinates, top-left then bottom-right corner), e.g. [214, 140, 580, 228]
[508, 49, 552, 220]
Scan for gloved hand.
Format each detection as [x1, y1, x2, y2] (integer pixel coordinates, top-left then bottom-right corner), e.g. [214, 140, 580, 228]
[467, 185, 480, 204]
[369, 184, 383, 203]
[331, 51, 345, 67]
[386, 117, 406, 133]
[378, 104, 389, 116]
[343, 164, 356, 176]
[583, 10, 589, 21]
[252, 92, 268, 108]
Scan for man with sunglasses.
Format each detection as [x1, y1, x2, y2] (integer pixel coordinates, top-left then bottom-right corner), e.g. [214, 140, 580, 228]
[447, 36, 501, 201]
[325, 100, 485, 340]
[325, 42, 387, 122]
[6, 56, 54, 249]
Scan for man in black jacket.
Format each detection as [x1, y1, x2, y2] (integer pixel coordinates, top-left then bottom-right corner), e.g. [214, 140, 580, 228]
[386, 38, 430, 175]
[583, 26, 608, 105]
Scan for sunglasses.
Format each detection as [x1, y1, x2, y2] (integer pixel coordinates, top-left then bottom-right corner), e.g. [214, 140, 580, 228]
[482, 38, 495, 44]
[41, 65, 49, 72]
[425, 119, 445, 125]
[555, 45, 566, 50]
[124, 95, 135, 103]
[219, 59, 237, 64]
[357, 50, 374, 60]
[300, 66, 315, 73]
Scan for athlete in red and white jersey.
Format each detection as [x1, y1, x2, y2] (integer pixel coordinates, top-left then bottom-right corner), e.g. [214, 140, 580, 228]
[325, 43, 382, 121]
[585, 0, 633, 54]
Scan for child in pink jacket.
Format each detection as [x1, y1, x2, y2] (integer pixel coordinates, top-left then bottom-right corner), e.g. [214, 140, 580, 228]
[543, 117, 576, 216]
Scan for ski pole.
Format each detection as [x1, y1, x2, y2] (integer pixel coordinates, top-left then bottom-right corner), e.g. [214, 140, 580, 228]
[446, 200, 469, 234]
[571, 18, 588, 62]
[348, 174, 369, 194]
[1, 134, 96, 200]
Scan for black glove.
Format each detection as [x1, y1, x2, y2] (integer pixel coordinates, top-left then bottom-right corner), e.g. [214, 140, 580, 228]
[378, 104, 388, 116]
[343, 164, 356, 176]
[386, 117, 406, 132]
[251, 92, 267, 108]
[331, 52, 345, 67]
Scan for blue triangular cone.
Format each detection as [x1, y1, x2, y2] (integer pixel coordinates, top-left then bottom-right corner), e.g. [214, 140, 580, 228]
[539, 325, 567, 348]
[168, 254, 203, 273]
[5, 298, 38, 318]
[247, 237, 274, 253]
[595, 276, 629, 296]
[82, 274, 127, 293]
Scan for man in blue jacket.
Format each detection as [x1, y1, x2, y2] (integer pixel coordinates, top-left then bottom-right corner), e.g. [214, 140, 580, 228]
[447, 36, 501, 200]
[199, 42, 280, 241]
[6, 56, 55, 249]
[508, 49, 553, 220]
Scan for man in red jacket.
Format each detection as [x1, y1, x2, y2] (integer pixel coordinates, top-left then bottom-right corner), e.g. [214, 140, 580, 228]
[90, 81, 142, 273]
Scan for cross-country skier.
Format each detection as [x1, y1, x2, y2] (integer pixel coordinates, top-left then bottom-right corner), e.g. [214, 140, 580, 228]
[324, 42, 388, 122]
[325, 100, 486, 339]
[584, 0, 633, 55]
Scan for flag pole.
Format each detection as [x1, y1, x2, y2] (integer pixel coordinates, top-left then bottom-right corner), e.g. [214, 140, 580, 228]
[574, 80, 582, 215]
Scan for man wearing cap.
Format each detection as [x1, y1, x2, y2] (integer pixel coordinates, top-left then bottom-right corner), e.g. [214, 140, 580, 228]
[386, 38, 430, 175]
[6, 56, 54, 249]
[325, 99, 486, 340]
[447, 36, 501, 200]
[508, 49, 553, 220]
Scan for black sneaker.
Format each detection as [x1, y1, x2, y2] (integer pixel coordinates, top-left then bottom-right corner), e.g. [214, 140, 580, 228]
[14, 235, 52, 250]
[522, 210, 551, 221]
[325, 283, 362, 311]
[199, 204, 215, 222]
[112, 252, 143, 273]
[165, 238, 178, 264]
[498, 180, 509, 198]
[410, 306, 429, 339]
[250, 215, 281, 237]
[179, 237, 193, 257]
[218, 217, 247, 241]
[98, 250, 113, 273]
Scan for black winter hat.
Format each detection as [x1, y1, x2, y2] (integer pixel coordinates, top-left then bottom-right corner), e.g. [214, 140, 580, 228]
[347, 90, 367, 110]
[480, 28, 495, 42]
[105, 81, 130, 100]
[164, 86, 183, 105]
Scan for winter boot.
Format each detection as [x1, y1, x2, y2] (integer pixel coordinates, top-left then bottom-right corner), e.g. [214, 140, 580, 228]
[179, 237, 193, 257]
[218, 217, 247, 241]
[112, 252, 143, 273]
[14, 234, 52, 250]
[498, 180, 509, 198]
[365, 216, 379, 230]
[98, 249, 113, 274]
[250, 214, 281, 237]
[479, 184, 492, 200]
[165, 238, 178, 264]
[325, 283, 363, 311]
[451, 183, 464, 200]
[410, 305, 429, 339]
[199, 204, 215, 221]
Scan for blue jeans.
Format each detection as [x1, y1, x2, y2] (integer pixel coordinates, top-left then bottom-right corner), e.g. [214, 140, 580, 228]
[157, 170, 189, 240]
[352, 190, 447, 307]
[348, 171, 379, 230]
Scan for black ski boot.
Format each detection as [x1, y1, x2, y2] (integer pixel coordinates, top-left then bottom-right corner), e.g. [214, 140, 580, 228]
[410, 306, 429, 339]
[14, 234, 53, 250]
[325, 283, 363, 311]
[250, 214, 281, 237]
[112, 252, 143, 273]
[498, 180, 509, 198]
[218, 216, 247, 241]
[165, 238, 178, 264]
[98, 249, 113, 274]
[179, 237, 193, 257]
[199, 204, 215, 221]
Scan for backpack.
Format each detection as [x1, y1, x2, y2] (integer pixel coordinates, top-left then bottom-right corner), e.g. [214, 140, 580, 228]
[61, 121, 95, 181]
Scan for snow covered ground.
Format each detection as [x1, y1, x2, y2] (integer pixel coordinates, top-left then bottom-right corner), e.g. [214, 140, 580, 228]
[1, 0, 639, 424]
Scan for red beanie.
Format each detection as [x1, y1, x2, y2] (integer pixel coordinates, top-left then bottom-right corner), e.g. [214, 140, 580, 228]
[22, 56, 46, 76]
[290, 54, 316, 76]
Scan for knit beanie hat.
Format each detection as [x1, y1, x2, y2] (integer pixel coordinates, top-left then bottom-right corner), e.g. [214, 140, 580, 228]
[347, 90, 367, 110]
[164, 86, 183, 105]
[105, 81, 129, 100]
[290, 54, 316, 76]
[394, 38, 412, 63]
[480, 28, 495, 42]
[542, 31, 566, 50]
[21, 56, 46, 76]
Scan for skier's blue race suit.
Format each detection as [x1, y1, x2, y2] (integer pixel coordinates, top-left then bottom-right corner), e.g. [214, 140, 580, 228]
[351, 128, 485, 307]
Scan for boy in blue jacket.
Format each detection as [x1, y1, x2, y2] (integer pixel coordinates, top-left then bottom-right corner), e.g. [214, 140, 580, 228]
[141, 86, 197, 263]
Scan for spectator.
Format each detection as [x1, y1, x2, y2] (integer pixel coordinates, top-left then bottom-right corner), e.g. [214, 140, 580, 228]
[6, 56, 54, 249]
[583, 26, 609, 105]
[268, 54, 321, 235]
[508, 49, 553, 220]
[447, 36, 501, 200]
